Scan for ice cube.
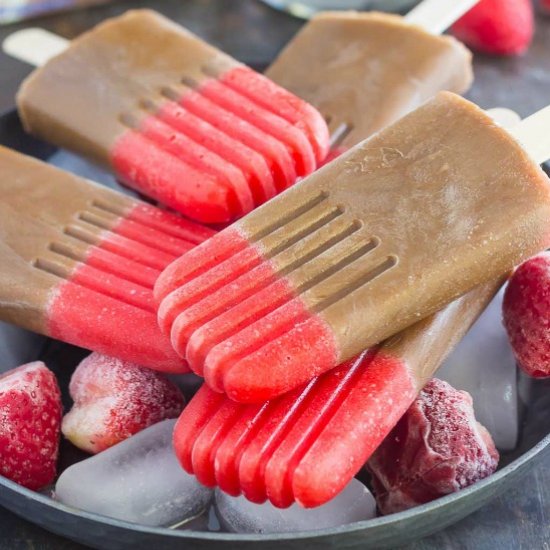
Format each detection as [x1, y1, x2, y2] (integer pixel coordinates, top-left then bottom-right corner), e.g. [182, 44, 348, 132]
[215, 479, 376, 534]
[55, 419, 212, 527]
[0, 321, 45, 372]
[438, 290, 519, 451]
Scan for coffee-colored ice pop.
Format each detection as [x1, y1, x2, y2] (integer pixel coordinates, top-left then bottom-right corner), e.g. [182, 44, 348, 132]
[156, 92, 550, 403]
[15, 10, 329, 224]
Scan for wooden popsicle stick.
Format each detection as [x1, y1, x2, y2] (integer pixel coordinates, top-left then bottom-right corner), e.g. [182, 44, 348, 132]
[2, 28, 68, 67]
[509, 105, 550, 165]
[405, 0, 480, 35]
[487, 108, 522, 129]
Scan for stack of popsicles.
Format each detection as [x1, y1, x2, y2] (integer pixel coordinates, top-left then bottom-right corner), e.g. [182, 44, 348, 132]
[163, 91, 550, 507]
[2, 2, 550, 514]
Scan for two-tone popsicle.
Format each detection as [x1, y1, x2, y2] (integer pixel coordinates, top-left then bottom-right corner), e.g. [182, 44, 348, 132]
[156, 92, 550, 402]
[0, 146, 214, 372]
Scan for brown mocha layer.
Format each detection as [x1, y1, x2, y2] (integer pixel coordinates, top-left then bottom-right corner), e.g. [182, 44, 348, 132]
[237, 92, 550, 364]
[17, 10, 238, 166]
[381, 278, 504, 390]
[0, 146, 135, 333]
[266, 11, 473, 146]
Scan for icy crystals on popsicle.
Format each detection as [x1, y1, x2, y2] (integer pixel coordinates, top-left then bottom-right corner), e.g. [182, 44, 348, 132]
[0, 146, 214, 372]
[156, 93, 550, 402]
[16, 10, 329, 223]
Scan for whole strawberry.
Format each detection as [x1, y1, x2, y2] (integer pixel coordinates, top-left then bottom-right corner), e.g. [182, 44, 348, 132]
[503, 252, 550, 378]
[0, 362, 62, 490]
[452, 0, 534, 56]
[62, 353, 185, 454]
[368, 379, 499, 514]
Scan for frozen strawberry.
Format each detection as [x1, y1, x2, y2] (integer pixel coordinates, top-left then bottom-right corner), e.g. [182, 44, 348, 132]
[62, 353, 185, 454]
[0, 362, 62, 490]
[503, 252, 550, 378]
[367, 379, 499, 514]
[451, 0, 534, 56]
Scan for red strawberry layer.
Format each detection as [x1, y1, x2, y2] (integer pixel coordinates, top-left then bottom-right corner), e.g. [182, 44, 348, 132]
[111, 66, 329, 223]
[0, 362, 62, 490]
[62, 353, 185, 454]
[156, 227, 339, 403]
[47, 203, 215, 373]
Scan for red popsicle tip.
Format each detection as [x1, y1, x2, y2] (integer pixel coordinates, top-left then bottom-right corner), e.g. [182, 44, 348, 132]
[157, 228, 340, 401]
[47, 280, 186, 373]
[111, 66, 329, 223]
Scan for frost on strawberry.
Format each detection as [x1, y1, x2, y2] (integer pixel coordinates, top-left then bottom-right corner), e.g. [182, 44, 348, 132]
[367, 379, 499, 514]
[62, 353, 185, 454]
[0, 361, 62, 490]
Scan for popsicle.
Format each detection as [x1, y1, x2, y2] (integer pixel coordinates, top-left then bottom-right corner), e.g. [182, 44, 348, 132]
[14, 10, 329, 224]
[173, 281, 501, 508]
[266, 8, 473, 148]
[156, 92, 550, 403]
[0, 146, 214, 372]
[170, 108, 523, 510]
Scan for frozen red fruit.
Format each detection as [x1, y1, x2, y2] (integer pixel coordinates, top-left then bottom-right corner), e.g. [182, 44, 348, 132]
[503, 252, 550, 378]
[0, 362, 62, 490]
[62, 353, 185, 454]
[367, 378, 499, 514]
[452, 0, 534, 56]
